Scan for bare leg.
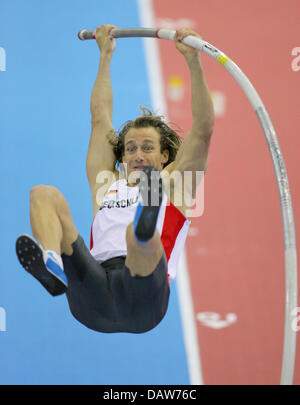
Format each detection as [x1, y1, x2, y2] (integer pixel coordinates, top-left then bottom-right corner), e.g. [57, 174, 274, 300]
[125, 223, 164, 277]
[30, 185, 79, 256]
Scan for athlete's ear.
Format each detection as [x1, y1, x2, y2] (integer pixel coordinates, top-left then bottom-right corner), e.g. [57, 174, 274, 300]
[161, 149, 169, 165]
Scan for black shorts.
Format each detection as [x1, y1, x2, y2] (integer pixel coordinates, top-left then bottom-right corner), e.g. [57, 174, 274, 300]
[61, 235, 170, 334]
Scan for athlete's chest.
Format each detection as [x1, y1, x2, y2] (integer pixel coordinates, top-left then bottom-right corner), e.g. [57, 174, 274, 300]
[98, 181, 139, 212]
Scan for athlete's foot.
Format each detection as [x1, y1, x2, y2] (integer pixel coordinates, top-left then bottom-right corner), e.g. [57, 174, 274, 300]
[16, 234, 67, 296]
[133, 166, 163, 243]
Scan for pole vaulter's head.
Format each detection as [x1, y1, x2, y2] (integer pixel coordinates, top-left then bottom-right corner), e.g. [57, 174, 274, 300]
[110, 106, 182, 180]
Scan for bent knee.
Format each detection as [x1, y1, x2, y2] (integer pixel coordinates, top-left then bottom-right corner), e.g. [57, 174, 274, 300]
[30, 185, 62, 205]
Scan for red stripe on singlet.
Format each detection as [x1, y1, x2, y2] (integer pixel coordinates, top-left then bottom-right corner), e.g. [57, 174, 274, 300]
[161, 202, 186, 285]
[90, 218, 95, 250]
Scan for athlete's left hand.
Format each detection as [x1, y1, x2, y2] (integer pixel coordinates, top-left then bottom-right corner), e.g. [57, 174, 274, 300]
[174, 28, 202, 62]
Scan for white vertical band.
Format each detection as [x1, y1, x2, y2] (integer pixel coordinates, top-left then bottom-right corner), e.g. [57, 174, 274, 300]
[137, 0, 168, 117]
[137, 0, 204, 385]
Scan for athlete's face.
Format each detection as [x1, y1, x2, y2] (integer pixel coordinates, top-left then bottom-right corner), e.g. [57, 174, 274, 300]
[122, 127, 169, 183]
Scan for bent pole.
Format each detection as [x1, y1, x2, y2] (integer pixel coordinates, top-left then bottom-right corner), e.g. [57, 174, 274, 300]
[78, 27, 298, 385]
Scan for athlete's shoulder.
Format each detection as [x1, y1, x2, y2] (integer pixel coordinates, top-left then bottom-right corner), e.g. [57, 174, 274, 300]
[107, 170, 124, 188]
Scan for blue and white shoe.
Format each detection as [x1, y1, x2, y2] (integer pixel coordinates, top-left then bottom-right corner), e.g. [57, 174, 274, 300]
[16, 234, 67, 296]
[43, 250, 68, 288]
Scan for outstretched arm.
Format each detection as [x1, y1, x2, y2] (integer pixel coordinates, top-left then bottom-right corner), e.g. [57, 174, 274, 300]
[86, 25, 118, 215]
[168, 29, 214, 176]
[163, 29, 215, 218]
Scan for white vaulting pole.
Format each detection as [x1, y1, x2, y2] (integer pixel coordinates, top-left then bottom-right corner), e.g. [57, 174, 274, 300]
[78, 26, 298, 385]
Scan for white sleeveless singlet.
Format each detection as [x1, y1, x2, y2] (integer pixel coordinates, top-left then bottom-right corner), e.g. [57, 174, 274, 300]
[90, 178, 190, 281]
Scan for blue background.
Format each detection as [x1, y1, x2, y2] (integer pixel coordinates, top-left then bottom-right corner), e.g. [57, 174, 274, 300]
[0, 0, 189, 385]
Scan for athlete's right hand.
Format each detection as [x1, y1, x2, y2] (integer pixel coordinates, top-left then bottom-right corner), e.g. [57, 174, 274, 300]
[95, 24, 117, 55]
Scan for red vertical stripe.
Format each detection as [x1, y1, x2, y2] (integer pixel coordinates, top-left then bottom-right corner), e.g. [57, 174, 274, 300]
[161, 201, 186, 261]
[90, 220, 94, 250]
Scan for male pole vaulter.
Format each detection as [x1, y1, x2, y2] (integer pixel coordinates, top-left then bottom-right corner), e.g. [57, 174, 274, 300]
[16, 25, 214, 333]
